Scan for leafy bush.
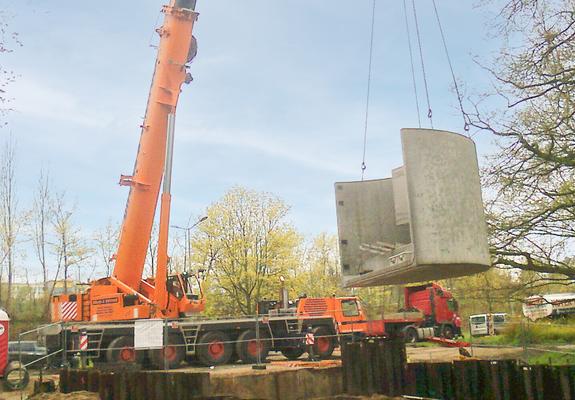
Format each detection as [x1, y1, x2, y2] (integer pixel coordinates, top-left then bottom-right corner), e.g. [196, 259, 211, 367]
[503, 321, 575, 345]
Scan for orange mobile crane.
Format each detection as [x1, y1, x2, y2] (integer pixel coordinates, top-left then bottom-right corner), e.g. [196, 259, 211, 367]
[49, 0, 433, 369]
[45, 0, 343, 368]
[51, 0, 204, 325]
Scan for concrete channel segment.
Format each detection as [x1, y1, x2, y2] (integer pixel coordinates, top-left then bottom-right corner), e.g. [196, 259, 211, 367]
[335, 128, 491, 287]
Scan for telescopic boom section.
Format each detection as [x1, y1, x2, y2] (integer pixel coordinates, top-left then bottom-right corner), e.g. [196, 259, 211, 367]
[113, 0, 198, 291]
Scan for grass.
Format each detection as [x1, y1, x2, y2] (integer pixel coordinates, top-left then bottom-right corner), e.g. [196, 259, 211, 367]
[528, 351, 575, 366]
[504, 321, 575, 345]
[466, 320, 575, 346]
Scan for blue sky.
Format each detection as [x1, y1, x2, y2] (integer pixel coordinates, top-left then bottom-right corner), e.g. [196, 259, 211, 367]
[1, 0, 501, 244]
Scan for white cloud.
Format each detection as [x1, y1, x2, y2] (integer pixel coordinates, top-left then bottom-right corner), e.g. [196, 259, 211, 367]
[10, 77, 111, 128]
[181, 125, 353, 175]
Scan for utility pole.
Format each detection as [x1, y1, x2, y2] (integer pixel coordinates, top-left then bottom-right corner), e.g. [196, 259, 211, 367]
[171, 216, 208, 271]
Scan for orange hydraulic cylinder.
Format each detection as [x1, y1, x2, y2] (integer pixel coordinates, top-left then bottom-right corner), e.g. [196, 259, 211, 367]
[112, 3, 198, 291]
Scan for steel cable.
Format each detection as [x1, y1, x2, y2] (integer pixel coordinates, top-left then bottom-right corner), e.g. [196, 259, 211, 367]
[431, 0, 470, 135]
[402, 0, 422, 128]
[361, 0, 377, 181]
[410, 0, 433, 129]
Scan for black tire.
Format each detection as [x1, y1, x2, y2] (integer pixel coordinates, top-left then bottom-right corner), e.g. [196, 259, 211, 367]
[281, 347, 305, 360]
[3, 361, 29, 391]
[442, 325, 455, 340]
[404, 327, 418, 343]
[235, 330, 271, 364]
[312, 326, 335, 359]
[196, 331, 233, 366]
[151, 334, 186, 369]
[106, 336, 143, 364]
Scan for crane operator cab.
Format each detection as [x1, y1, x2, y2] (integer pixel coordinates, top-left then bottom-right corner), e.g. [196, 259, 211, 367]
[166, 271, 205, 314]
[150, 270, 205, 318]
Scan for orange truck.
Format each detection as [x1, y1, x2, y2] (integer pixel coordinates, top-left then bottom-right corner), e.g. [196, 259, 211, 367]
[262, 282, 461, 359]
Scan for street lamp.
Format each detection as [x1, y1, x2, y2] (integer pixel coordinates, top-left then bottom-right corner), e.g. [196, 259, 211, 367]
[171, 216, 208, 271]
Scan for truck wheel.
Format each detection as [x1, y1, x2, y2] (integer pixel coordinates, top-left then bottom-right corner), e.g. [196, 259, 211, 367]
[151, 334, 185, 369]
[404, 327, 418, 343]
[3, 361, 29, 391]
[106, 336, 142, 364]
[313, 326, 335, 359]
[196, 331, 232, 366]
[281, 347, 304, 360]
[442, 325, 455, 340]
[235, 330, 270, 364]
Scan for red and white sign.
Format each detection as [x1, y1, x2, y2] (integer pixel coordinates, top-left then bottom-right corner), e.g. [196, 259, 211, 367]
[305, 332, 315, 345]
[60, 302, 78, 321]
[80, 331, 88, 351]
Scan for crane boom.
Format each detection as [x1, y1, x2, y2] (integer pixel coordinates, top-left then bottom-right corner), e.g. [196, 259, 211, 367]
[50, 0, 205, 325]
[113, 0, 198, 291]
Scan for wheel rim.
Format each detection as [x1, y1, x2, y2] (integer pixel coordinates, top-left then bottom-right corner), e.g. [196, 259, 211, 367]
[119, 347, 135, 362]
[247, 340, 262, 356]
[208, 340, 225, 360]
[316, 337, 330, 354]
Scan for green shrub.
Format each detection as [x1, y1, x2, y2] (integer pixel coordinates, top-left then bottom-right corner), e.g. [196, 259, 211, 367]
[503, 321, 575, 345]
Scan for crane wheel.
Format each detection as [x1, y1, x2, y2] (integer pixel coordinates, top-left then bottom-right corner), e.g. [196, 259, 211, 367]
[235, 330, 270, 364]
[196, 331, 232, 366]
[312, 326, 335, 359]
[106, 336, 142, 364]
[3, 361, 29, 391]
[151, 334, 185, 369]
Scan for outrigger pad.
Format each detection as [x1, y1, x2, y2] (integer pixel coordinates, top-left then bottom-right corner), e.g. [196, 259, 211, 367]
[335, 128, 491, 287]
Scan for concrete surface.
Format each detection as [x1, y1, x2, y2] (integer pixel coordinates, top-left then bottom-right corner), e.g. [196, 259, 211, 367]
[336, 128, 490, 287]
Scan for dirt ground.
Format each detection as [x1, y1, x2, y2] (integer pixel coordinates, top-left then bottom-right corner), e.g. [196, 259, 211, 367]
[0, 346, 524, 399]
[406, 344, 523, 363]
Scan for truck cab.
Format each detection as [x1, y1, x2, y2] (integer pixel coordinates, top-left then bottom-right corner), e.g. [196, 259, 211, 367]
[404, 283, 460, 338]
[296, 296, 385, 338]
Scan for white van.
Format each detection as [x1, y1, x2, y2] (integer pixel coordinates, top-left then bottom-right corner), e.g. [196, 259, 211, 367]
[469, 313, 507, 337]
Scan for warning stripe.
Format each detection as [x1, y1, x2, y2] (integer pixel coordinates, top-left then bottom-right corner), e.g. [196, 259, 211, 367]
[80, 334, 88, 351]
[60, 302, 78, 321]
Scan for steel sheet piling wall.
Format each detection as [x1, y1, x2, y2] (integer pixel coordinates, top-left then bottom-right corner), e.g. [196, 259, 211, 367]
[340, 343, 575, 400]
[341, 338, 406, 397]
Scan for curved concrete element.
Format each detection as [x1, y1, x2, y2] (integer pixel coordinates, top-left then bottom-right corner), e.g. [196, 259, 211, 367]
[335, 128, 490, 287]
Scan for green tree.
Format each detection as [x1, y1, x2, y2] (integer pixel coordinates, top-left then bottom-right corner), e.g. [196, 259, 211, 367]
[290, 233, 343, 298]
[470, 0, 575, 284]
[191, 187, 301, 316]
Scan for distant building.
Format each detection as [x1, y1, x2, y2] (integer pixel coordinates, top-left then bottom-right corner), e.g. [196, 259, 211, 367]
[9, 279, 81, 299]
[11, 282, 45, 299]
[47, 280, 81, 296]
